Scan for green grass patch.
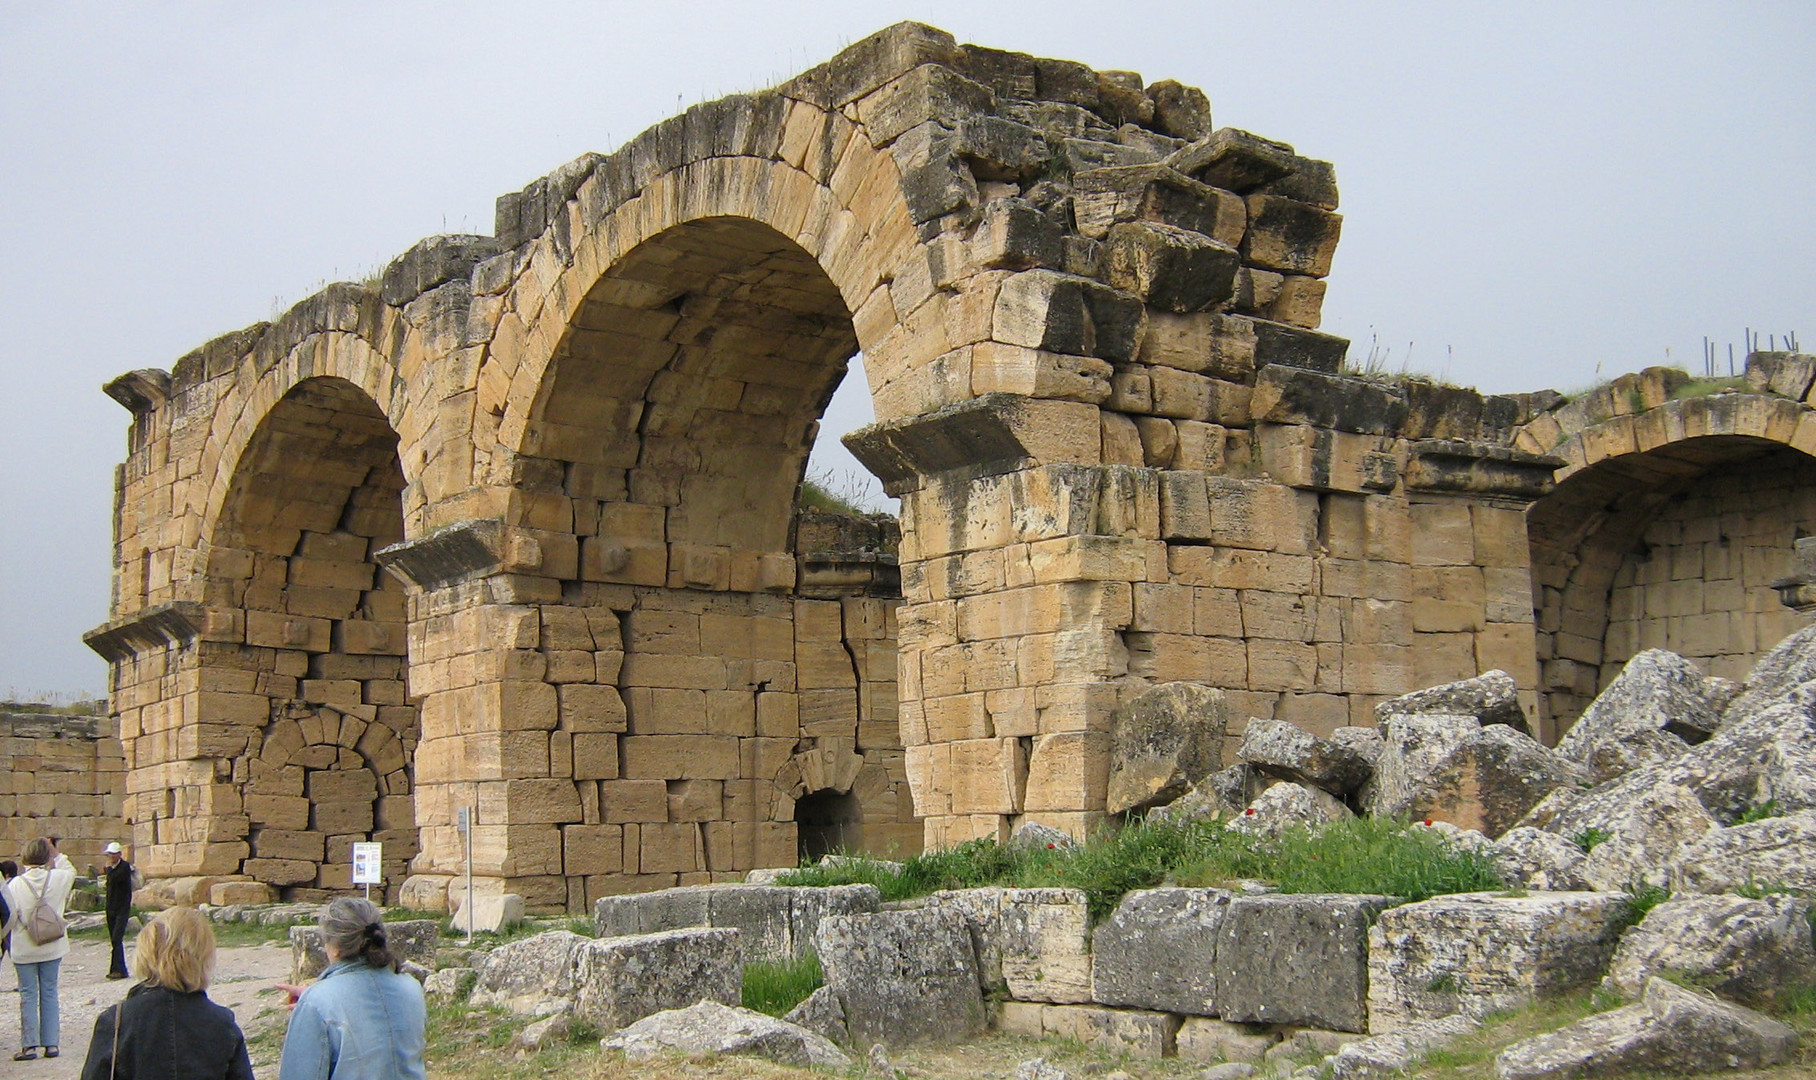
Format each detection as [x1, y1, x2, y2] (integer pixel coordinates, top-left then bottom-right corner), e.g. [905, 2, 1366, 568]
[1737, 799, 1782, 825]
[1671, 375, 1748, 400]
[781, 816, 1503, 922]
[742, 950, 824, 1017]
[1618, 883, 1671, 929]
[1571, 827, 1611, 852]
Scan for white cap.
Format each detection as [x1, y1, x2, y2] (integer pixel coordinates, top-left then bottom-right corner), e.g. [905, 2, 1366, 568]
[104, 842, 123, 854]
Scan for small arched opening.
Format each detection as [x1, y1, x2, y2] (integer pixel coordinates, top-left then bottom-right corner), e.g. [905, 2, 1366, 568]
[795, 787, 864, 863]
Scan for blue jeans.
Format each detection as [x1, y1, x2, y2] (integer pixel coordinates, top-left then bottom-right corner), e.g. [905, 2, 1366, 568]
[16, 958, 59, 1049]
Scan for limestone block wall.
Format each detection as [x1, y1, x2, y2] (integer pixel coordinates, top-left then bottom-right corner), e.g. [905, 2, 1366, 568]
[0, 709, 127, 868]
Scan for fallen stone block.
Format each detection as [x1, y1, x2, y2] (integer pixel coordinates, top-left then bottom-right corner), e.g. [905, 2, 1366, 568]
[1554, 650, 1726, 780]
[1369, 713, 1585, 838]
[1720, 621, 1816, 726]
[1670, 810, 1816, 894]
[1368, 892, 1629, 1031]
[782, 985, 847, 1047]
[1215, 893, 1392, 1033]
[1238, 717, 1374, 795]
[1031, 1003, 1182, 1059]
[572, 927, 742, 1032]
[944, 887, 1093, 1004]
[1605, 894, 1816, 1009]
[1091, 887, 1230, 1014]
[452, 892, 523, 935]
[816, 906, 986, 1048]
[601, 1000, 851, 1069]
[1376, 670, 1529, 733]
[1106, 681, 1228, 815]
[1578, 783, 1718, 892]
[1326, 1015, 1479, 1080]
[422, 966, 476, 1003]
[1493, 977, 1798, 1080]
[1229, 781, 1352, 839]
[468, 929, 590, 1016]
[290, 919, 437, 983]
[1490, 827, 1589, 891]
[513, 1013, 571, 1052]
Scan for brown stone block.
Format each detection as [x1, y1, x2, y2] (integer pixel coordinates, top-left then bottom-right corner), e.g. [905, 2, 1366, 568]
[1022, 730, 1109, 812]
[755, 692, 798, 738]
[1242, 194, 1341, 277]
[544, 650, 597, 683]
[468, 824, 563, 877]
[638, 822, 705, 874]
[621, 735, 741, 780]
[1410, 500, 1475, 567]
[562, 823, 624, 876]
[1247, 639, 1318, 692]
[558, 683, 628, 732]
[599, 779, 668, 823]
[571, 733, 620, 781]
[620, 652, 729, 691]
[666, 779, 723, 822]
[1168, 546, 1315, 592]
[1412, 632, 1479, 688]
[949, 737, 1027, 814]
[1477, 623, 1539, 688]
[244, 858, 317, 886]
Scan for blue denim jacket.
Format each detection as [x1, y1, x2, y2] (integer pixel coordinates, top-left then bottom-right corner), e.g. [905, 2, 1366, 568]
[278, 959, 427, 1080]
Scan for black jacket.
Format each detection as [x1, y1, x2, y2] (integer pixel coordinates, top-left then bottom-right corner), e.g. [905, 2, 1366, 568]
[104, 860, 134, 917]
[81, 983, 254, 1080]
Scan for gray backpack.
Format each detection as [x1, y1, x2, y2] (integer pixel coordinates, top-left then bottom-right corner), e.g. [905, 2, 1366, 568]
[21, 875, 66, 947]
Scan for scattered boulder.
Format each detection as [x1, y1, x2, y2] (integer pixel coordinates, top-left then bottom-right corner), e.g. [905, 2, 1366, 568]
[1683, 693, 1816, 823]
[1368, 892, 1629, 1031]
[1327, 1015, 1479, 1080]
[1091, 887, 1230, 1014]
[423, 966, 476, 1003]
[1369, 713, 1586, 838]
[593, 882, 878, 961]
[1605, 894, 1816, 1009]
[1238, 717, 1374, 794]
[600, 1000, 851, 1069]
[1106, 682, 1228, 814]
[1670, 809, 1816, 894]
[1490, 828, 1589, 891]
[1720, 621, 1816, 726]
[782, 985, 847, 1046]
[1009, 821, 1077, 851]
[1493, 977, 1798, 1080]
[1578, 783, 1720, 892]
[452, 893, 524, 935]
[1580, 726, 1696, 786]
[866, 1043, 897, 1080]
[1554, 650, 1727, 780]
[468, 930, 589, 1016]
[1328, 726, 1385, 771]
[1229, 781, 1352, 839]
[1376, 670, 1528, 734]
[571, 928, 743, 1032]
[815, 906, 987, 1048]
[1215, 893, 1392, 1033]
[513, 1013, 571, 1052]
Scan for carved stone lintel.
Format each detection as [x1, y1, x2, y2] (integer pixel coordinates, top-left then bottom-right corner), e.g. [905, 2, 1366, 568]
[375, 519, 506, 590]
[1403, 439, 1565, 499]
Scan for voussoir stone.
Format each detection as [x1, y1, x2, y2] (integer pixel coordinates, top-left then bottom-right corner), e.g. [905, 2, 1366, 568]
[1493, 977, 1798, 1080]
[601, 1000, 852, 1069]
[815, 906, 987, 1048]
[1367, 892, 1629, 1031]
[1605, 893, 1816, 1008]
[1106, 682, 1228, 815]
[1214, 893, 1392, 1033]
[1091, 887, 1231, 1014]
[1376, 670, 1528, 734]
[1239, 717, 1374, 795]
[571, 927, 743, 1032]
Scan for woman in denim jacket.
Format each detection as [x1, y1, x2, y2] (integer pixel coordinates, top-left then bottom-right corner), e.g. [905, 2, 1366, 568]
[278, 897, 426, 1080]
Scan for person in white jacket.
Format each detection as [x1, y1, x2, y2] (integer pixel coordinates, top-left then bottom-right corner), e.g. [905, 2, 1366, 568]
[3, 837, 75, 1061]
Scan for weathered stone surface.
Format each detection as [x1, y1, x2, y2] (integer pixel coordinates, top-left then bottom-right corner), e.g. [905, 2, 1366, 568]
[1376, 670, 1528, 733]
[571, 927, 742, 1032]
[1013, 1058, 1072, 1080]
[1368, 892, 1629, 1031]
[1176, 1017, 1274, 1064]
[815, 907, 986, 1048]
[1578, 783, 1718, 892]
[1489, 827, 1589, 891]
[1720, 622, 1816, 726]
[1091, 887, 1229, 1014]
[1555, 650, 1726, 779]
[1238, 717, 1373, 794]
[1493, 977, 1798, 1080]
[922, 887, 1091, 1003]
[469, 929, 589, 1016]
[1370, 714, 1586, 838]
[1165, 128, 1295, 192]
[1605, 894, 1816, 1008]
[594, 883, 878, 961]
[1670, 810, 1816, 894]
[1034, 1003, 1181, 1058]
[1579, 726, 1696, 787]
[1327, 1015, 1479, 1080]
[1249, 364, 1401, 428]
[453, 892, 523, 935]
[1229, 781, 1352, 839]
[1009, 821, 1076, 852]
[602, 1000, 851, 1069]
[1215, 893, 1392, 1033]
[423, 966, 476, 1002]
[513, 1012, 571, 1051]
[1199, 1063, 1259, 1080]
[1106, 682, 1228, 815]
[1103, 220, 1240, 313]
[782, 985, 847, 1047]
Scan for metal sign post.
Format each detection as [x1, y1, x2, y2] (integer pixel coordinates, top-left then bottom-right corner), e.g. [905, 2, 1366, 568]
[457, 806, 474, 945]
[351, 841, 383, 902]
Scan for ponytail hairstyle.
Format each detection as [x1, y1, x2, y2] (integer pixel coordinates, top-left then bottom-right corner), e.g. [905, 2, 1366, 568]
[318, 896, 400, 973]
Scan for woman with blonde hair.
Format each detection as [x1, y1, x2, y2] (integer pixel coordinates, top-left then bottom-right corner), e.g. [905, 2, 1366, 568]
[79, 907, 252, 1080]
[3, 837, 74, 1061]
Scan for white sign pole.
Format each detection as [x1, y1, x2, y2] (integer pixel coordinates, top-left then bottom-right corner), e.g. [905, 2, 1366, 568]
[458, 806, 474, 945]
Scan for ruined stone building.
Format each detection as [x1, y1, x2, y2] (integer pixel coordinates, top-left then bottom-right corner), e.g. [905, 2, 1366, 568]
[79, 24, 1816, 911]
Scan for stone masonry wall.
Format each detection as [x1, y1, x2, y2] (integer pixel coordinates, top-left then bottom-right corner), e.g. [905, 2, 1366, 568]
[0, 710, 127, 869]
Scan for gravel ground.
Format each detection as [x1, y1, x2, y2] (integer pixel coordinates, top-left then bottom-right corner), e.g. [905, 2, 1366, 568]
[0, 935, 292, 1078]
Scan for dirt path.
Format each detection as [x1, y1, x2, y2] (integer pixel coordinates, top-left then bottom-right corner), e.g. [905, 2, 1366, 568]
[0, 936, 293, 1078]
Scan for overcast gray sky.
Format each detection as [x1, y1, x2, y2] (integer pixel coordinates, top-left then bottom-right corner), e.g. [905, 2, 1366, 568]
[2, 1, 1811, 698]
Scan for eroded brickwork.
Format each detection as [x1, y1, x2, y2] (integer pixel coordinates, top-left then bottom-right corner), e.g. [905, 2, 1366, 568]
[1, 710, 126, 869]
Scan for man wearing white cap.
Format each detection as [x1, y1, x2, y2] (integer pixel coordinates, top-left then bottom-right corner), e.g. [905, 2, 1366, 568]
[101, 843, 138, 980]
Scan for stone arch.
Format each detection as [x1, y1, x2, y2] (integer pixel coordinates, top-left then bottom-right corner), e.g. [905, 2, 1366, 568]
[1526, 391, 1816, 738]
[178, 374, 419, 897]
